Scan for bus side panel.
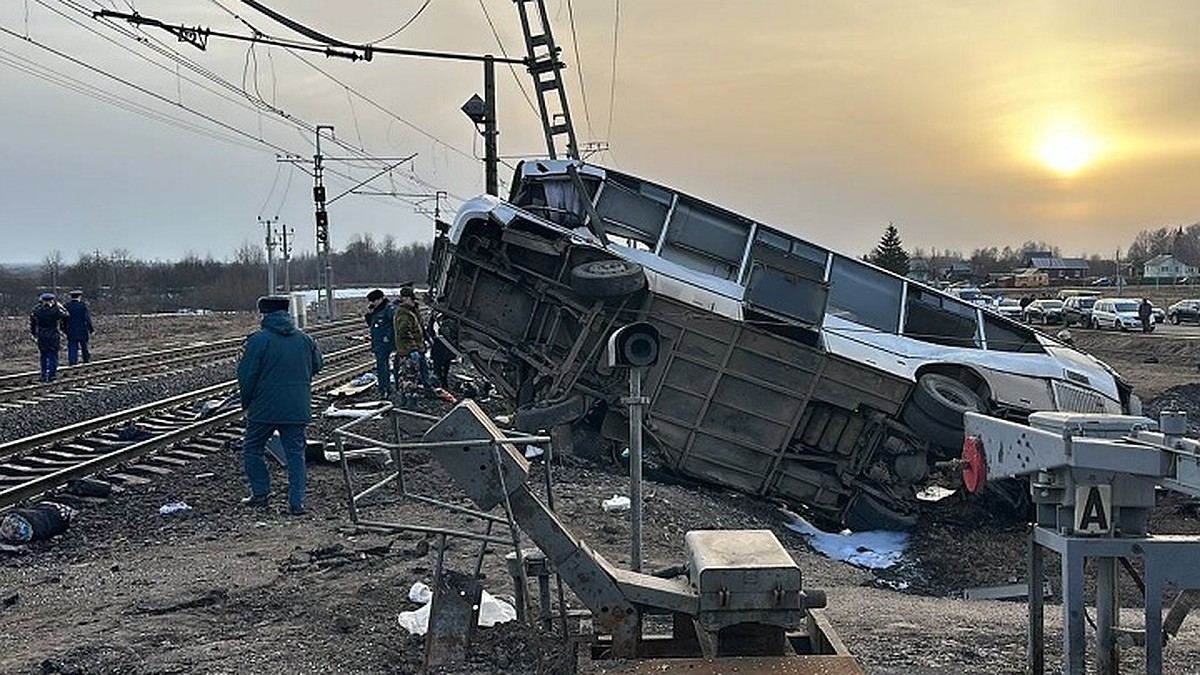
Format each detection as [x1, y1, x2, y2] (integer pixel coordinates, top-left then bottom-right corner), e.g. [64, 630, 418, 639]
[642, 295, 912, 519]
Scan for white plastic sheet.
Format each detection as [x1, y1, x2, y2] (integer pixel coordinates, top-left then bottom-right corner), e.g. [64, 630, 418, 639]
[781, 508, 907, 569]
[396, 581, 517, 636]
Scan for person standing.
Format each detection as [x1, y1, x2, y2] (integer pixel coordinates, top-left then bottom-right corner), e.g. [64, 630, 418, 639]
[1138, 298, 1153, 333]
[29, 292, 68, 382]
[392, 286, 436, 400]
[427, 296, 456, 390]
[63, 289, 95, 365]
[237, 295, 323, 515]
[364, 289, 395, 399]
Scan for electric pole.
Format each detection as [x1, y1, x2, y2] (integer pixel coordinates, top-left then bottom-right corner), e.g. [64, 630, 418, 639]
[314, 125, 335, 320]
[258, 216, 278, 295]
[461, 56, 499, 197]
[279, 224, 293, 293]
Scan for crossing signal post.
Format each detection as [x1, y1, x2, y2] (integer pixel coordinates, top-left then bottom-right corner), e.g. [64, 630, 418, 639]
[607, 322, 660, 572]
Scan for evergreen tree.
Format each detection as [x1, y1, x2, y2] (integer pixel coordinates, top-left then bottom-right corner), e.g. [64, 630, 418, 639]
[869, 223, 911, 275]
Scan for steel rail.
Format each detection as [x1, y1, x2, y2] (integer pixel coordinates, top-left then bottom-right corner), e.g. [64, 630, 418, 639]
[0, 317, 361, 390]
[0, 359, 371, 509]
[0, 342, 369, 463]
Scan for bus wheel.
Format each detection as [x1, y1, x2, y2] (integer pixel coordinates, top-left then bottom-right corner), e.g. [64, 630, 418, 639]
[844, 492, 917, 532]
[902, 403, 964, 459]
[907, 373, 984, 451]
[570, 259, 646, 298]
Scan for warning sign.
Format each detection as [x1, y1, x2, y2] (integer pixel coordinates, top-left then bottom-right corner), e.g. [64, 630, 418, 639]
[1074, 485, 1113, 535]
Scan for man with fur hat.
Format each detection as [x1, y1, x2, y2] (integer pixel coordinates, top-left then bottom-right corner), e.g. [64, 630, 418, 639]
[364, 288, 395, 399]
[64, 289, 95, 365]
[29, 292, 68, 382]
[237, 295, 323, 515]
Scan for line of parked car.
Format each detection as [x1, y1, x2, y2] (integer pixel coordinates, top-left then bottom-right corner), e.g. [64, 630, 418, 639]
[949, 284, 1200, 332]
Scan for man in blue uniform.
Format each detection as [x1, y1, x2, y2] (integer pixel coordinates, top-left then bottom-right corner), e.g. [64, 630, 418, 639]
[237, 296, 323, 515]
[29, 292, 68, 382]
[364, 289, 395, 399]
[64, 289, 95, 365]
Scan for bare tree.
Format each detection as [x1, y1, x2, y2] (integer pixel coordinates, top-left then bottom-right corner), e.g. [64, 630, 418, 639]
[42, 249, 64, 295]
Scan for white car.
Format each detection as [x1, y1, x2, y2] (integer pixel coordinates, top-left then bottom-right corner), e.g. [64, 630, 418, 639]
[1090, 298, 1149, 331]
[949, 287, 991, 307]
[989, 298, 1023, 319]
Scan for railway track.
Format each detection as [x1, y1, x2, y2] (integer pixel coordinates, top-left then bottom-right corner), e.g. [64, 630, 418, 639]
[0, 318, 363, 409]
[0, 342, 373, 511]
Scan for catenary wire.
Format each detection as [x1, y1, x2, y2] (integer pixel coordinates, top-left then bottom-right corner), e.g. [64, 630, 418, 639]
[564, 0, 593, 139]
[365, 0, 431, 45]
[72, 0, 470, 206]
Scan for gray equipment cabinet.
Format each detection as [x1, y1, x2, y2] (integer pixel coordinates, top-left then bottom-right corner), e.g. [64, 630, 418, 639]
[962, 410, 1200, 675]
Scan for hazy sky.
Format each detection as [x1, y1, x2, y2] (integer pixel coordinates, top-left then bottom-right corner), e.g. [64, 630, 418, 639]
[1, 1, 1197, 266]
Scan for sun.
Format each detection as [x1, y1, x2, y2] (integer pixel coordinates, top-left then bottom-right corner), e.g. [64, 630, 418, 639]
[1035, 128, 1098, 176]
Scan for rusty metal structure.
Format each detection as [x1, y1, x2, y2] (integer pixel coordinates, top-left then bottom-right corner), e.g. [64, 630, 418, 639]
[422, 400, 862, 670]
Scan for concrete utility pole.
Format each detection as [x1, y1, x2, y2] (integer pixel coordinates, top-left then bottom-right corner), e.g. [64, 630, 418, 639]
[314, 125, 335, 321]
[258, 216, 278, 295]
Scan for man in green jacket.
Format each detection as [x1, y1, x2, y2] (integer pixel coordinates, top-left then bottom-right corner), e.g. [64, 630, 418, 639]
[237, 296, 323, 515]
[392, 286, 436, 402]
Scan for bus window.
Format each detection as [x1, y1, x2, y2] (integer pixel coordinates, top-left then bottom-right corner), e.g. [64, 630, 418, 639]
[827, 257, 903, 333]
[903, 284, 978, 347]
[593, 174, 670, 247]
[982, 314, 1044, 353]
[660, 200, 750, 281]
[746, 238, 829, 326]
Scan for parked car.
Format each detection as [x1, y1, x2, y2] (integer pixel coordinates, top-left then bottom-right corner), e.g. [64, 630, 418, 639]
[948, 286, 991, 307]
[1152, 305, 1165, 323]
[1091, 298, 1150, 331]
[1062, 296, 1096, 327]
[1167, 299, 1200, 324]
[1023, 299, 1065, 325]
[989, 297, 1023, 319]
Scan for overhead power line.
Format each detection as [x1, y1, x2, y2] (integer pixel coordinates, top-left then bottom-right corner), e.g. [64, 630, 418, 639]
[0, 23, 296, 156]
[564, 0, 593, 139]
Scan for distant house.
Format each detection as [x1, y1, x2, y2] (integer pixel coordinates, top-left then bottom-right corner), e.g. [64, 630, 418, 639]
[1022, 252, 1055, 266]
[941, 261, 973, 282]
[1012, 268, 1049, 288]
[1142, 254, 1198, 282]
[1027, 257, 1090, 281]
[907, 258, 931, 282]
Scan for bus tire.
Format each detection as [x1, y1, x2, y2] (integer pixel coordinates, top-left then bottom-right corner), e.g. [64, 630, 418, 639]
[912, 373, 985, 422]
[515, 395, 588, 432]
[570, 259, 646, 298]
[843, 492, 918, 532]
[902, 402, 965, 457]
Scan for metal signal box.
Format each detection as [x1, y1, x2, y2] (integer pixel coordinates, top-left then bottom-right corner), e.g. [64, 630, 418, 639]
[686, 529, 804, 632]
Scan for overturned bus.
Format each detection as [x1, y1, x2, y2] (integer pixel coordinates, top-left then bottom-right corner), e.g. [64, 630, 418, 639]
[429, 160, 1138, 529]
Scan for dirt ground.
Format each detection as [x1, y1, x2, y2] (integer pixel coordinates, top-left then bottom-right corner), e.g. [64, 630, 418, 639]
[3, 313, 1200, 674]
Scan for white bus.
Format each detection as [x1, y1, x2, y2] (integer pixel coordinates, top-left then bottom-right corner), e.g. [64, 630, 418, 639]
[430, 160, 1136, 529]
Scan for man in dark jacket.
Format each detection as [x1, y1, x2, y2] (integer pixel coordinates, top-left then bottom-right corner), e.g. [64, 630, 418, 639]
[237, 296, 323, 515]
[64, 289, 95, 365]
[29, 292, 68, 382]
[1138, 298, 1153, 333]
[364, 289, 395, 399]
